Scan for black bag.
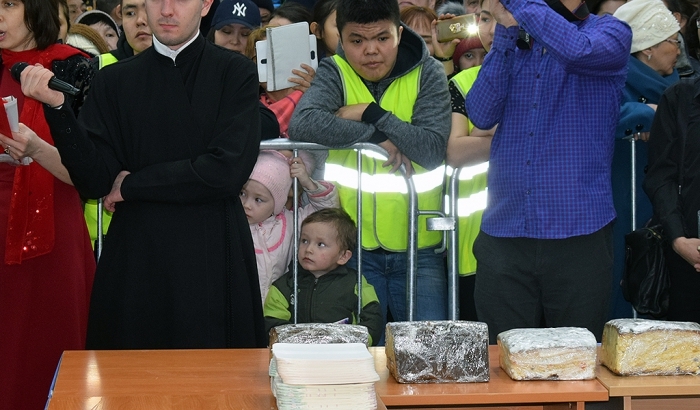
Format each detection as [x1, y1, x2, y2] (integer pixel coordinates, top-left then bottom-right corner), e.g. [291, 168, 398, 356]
[621, 224, 670, 318]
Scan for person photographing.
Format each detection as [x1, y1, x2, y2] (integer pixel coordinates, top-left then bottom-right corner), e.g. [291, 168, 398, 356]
[465, 0, 632, 342]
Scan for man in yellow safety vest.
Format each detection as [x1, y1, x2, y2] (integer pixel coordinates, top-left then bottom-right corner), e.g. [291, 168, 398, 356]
[289, 0, 451, 342]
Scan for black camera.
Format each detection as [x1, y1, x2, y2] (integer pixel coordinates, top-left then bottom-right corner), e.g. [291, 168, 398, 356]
[516, 28, 533, 50]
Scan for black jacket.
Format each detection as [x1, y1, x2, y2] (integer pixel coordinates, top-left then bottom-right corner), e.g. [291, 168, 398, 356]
[46, 36, 266, 349]
[644, 77, 700, 241]
[264, 265, 383, 345]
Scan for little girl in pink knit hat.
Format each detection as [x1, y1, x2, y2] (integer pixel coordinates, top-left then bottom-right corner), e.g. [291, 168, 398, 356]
[240, 150, 339, 304]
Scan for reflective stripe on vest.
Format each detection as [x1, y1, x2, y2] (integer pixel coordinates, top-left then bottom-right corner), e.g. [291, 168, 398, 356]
[328, 55, 444, 251]
[446, 162, 488, 217]
[448, 66, 488, 275]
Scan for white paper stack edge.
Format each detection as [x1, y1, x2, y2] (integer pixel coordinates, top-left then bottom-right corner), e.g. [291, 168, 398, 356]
[270, 343, 380, 410]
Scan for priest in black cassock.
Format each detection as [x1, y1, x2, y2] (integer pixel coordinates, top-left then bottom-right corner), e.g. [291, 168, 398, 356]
[18, 0, 267, 349]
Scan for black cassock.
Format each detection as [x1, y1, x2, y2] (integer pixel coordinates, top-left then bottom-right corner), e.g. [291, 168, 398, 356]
[46, 36, 266, 349]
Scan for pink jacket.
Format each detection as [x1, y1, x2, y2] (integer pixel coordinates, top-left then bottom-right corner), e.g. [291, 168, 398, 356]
[250, 181, 339, 304]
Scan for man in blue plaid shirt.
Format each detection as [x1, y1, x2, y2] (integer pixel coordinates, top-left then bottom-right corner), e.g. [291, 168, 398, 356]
[466, 0, 632, 343]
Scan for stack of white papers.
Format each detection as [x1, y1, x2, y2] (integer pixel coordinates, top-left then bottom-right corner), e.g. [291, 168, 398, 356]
[270, 343, 380, 410]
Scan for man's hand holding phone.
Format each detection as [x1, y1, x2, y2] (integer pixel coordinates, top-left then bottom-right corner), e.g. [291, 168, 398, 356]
[435, 13, 478, 42]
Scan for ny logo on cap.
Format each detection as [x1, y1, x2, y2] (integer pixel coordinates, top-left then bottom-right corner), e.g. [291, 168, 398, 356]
[232, 2, 247, 17]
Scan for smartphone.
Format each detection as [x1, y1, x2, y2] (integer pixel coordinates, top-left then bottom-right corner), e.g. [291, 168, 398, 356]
[436, 14, 478, 43]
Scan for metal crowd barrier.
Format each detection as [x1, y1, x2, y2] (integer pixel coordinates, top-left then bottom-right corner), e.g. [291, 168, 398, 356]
[94, 139, 460, 322]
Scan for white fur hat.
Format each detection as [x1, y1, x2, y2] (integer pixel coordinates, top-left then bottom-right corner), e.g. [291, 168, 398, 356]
[613, 0, 680, 53]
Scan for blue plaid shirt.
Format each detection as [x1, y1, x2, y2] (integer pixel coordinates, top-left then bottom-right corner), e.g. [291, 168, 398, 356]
[466, 0, 632, 239]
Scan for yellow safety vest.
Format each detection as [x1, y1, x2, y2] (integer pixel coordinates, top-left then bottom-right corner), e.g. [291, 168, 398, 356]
[84, 52, 119, 247]
[98, 52, 118, 69]
[448, 66, 488, 275]
[326, 55, 445, 251]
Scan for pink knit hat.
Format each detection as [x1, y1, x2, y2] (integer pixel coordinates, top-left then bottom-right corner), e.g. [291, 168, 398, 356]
[249, 150, 292, 216]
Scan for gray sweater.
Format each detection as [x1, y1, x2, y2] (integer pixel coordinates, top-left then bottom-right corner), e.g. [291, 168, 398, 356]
[288, 25, 450, 171]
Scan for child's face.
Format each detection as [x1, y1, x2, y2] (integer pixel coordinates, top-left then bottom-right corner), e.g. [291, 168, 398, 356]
[298, 222, 351, 278]
[240, 180, 275, 224]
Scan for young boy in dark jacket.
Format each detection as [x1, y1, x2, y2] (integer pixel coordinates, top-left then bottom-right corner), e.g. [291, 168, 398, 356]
[263, 208, 383, 345]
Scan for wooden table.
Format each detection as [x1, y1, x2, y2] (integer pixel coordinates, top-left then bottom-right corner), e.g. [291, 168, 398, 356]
[48, 345, 609, 410]
[46, 348, 388, 410]
[596, 365, 700, 410]
[372, 346, 609, 410]
[46, 349, 278, 410]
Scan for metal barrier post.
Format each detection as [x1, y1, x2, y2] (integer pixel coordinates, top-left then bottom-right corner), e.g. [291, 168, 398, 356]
[631, 136, 639, 319]
[356, 149, 363, 319]
[448, 168, 461, 320]
[406, 176, 418, 321]
[292, 148, 299, 323]
[627, 132, 638, 319]
[631, 138, 637, 233]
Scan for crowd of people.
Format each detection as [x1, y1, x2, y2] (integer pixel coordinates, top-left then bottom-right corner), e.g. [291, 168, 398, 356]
[1, 0, 699, 408]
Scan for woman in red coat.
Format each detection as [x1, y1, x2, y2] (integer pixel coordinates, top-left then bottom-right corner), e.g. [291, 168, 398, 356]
[0, 1, 95, 408]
